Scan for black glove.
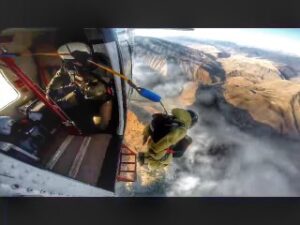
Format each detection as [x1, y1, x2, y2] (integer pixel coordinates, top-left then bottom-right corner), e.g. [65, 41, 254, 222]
[71, 50, 91, 67]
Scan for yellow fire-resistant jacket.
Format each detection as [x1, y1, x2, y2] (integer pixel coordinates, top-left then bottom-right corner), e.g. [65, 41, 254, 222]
[143, 108, 192, 169]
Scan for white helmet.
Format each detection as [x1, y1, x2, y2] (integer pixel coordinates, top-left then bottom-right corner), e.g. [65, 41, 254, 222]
[57, 42, 91, 60]
[0, 116, 15, 135]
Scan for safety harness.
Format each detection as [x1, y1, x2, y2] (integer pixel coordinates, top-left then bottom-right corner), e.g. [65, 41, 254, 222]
[149, 113, 184, 142]
[149, 113, 185, 161]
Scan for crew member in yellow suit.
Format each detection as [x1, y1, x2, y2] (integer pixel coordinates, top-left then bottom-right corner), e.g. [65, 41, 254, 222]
[139, 108, 198, 169]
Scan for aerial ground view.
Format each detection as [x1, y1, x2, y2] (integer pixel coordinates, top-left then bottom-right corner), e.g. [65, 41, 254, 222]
[0, 28, 300, 196]
[118, 29, 300, 196]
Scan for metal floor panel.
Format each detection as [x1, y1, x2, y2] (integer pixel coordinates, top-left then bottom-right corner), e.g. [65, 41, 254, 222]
[51, 136, 85, 176]
[45, 133, 112, 186]
[75, 134, 112, 185]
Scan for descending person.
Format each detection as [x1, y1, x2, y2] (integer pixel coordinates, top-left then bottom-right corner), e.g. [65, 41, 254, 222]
[138, 108, 198, 169]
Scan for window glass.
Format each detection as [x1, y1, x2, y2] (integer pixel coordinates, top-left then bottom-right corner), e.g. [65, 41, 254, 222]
[0, 69, 19, 110]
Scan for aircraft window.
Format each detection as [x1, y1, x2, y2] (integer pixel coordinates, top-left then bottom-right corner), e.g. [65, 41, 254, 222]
[0, 69, 19, 110]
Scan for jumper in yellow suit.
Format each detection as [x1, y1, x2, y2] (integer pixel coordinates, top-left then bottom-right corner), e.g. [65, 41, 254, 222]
[142, 108, 192, 169]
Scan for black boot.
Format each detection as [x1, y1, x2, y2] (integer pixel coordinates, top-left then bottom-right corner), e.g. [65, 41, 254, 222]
[138, 152, 145, 165]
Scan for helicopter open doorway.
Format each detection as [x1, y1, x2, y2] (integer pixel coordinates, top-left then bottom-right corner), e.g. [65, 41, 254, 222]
[0, 28, 135, 196]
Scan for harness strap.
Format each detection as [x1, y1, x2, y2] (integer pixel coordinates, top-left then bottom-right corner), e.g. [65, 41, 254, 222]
[148, 147, 175, 163]
[166, 148, 175, 154]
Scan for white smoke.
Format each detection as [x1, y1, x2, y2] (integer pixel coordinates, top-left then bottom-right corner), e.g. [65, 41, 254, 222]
[166, 108, 300, 196]
[132, 60, 187, 99]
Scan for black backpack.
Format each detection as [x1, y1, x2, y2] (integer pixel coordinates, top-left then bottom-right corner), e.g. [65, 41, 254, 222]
[172, 135, 193, 158]
[149, 113, 184, 143]
[149, 113, 193, 158]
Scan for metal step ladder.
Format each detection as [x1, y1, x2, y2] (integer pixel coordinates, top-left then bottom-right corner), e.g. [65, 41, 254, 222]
[116, 144, 137, 182]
